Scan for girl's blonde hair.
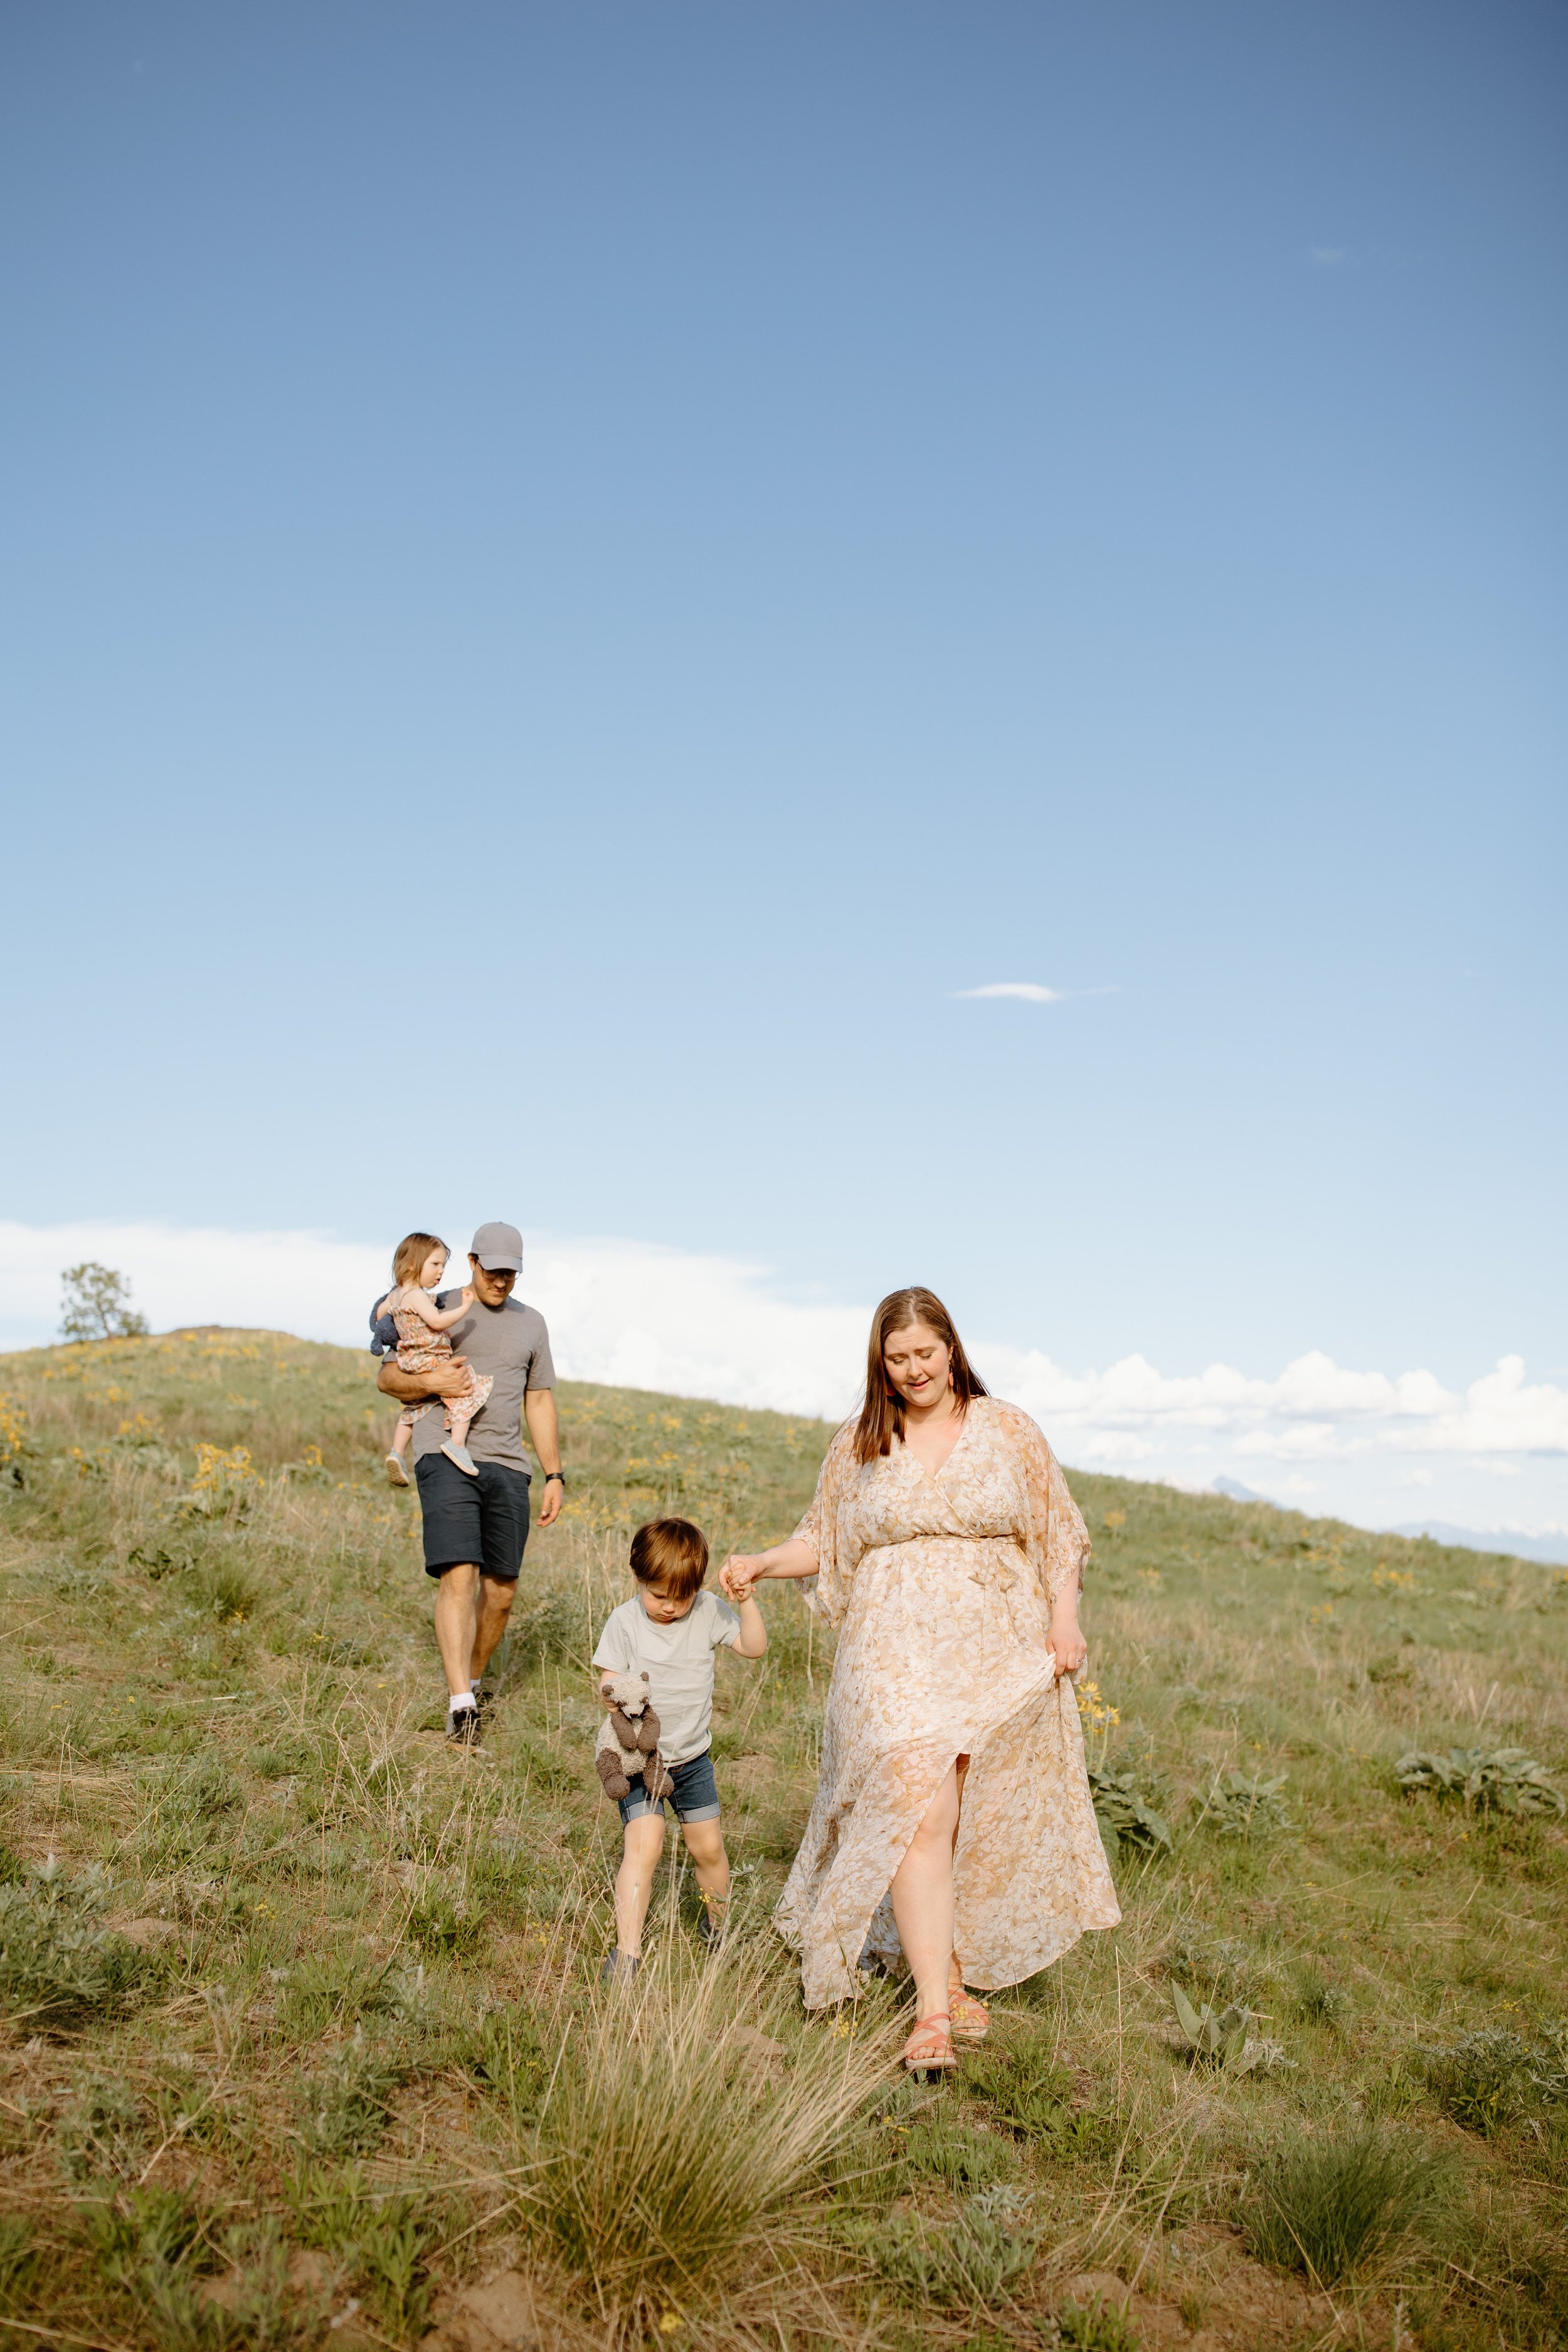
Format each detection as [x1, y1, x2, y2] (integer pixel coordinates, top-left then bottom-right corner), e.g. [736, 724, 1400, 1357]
[393, 1231, 447, 1287]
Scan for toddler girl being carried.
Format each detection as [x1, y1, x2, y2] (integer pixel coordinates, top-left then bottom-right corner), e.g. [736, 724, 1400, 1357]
[381, 1232, 492, 1483]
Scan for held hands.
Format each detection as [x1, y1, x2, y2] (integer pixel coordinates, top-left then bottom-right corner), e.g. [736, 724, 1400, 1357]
[719, 1554, 766, 1604]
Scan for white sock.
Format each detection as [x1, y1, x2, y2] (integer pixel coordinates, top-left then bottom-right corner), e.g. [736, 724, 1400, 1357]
[448, 1691, 477, 1716]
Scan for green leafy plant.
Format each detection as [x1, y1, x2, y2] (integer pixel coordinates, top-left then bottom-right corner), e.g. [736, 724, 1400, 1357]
[1170, 1984, 1251, 2068]
[899, 2116, 1019, 2193]
[861, 2185, 1040, 2307]
[296, 2040, 404, 2158]
[0, 1860, 147, 2025]
[1198, 1769, 1292, 1837]
[1422, 2024, 1568, 2136]
[1088, 1766, 1172, 1858]
[1057, 2291, 1140, 2351]
[1396, 1747, 1565, 1818]
[1244, 2127, 1448, 2284]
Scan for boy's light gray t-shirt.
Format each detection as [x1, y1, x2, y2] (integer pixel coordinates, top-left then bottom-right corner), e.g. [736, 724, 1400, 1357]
[408, 1296, 555, 1472]
[592, 1591, 742, 1767]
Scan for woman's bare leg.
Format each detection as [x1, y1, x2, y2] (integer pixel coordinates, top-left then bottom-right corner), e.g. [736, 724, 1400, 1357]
[890, 1764, 962, 2021]
[948, 1754, 970, 2003]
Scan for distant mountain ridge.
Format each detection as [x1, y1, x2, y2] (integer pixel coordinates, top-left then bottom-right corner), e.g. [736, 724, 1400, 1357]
[1209, 1477, 1568, 1567]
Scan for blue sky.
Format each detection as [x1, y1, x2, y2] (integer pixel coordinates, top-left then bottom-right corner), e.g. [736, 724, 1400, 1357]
[3, 4, 1565, 1530]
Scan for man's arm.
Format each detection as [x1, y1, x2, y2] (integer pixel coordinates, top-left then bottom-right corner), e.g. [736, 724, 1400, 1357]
[377, 1359, 472, 1402]
[523, 1387, 564, 1527]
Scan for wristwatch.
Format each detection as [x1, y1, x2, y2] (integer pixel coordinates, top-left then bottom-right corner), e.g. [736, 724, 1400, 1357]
[544, 1471, 566, 1485]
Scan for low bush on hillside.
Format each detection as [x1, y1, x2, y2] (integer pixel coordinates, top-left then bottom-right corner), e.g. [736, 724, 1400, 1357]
[0, 1860, 147, 2026]
[1244, 2126, 1448, 2284]
[1396, 1747, 1565, 1818]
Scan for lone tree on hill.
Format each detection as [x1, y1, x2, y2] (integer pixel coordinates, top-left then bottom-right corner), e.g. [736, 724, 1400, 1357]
[59, 1262, 149, 1343]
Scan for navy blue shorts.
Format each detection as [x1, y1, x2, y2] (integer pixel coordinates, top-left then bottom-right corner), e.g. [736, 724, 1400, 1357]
[414, 1454, 531, 1581]
[618, 1749, 721, 1826]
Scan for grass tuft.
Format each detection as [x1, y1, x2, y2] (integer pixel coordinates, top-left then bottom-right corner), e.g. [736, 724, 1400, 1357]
[524, 1926, 892, 2318]
[1245, 2126, 1448, 2284]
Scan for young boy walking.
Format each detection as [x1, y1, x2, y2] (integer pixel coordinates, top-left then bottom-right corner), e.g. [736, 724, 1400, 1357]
[592, 1516, 766, 1982]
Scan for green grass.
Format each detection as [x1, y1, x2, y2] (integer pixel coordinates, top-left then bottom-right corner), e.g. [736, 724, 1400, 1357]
[0, 1327, 1564, 2347]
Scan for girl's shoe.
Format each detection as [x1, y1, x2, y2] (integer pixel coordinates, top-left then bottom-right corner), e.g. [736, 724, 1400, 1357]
[697, 1904, 728, 1950]
[384, 1453, 410, 1488]
[600, 1950, 640, 1986]
[950, 1989, 991, 2043]
[903, 2016, 956, 2079]
[442, 1441, 479, 1476]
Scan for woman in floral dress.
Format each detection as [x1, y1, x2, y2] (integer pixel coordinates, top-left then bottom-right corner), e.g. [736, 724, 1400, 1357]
[722, 1288, 1119, 2072]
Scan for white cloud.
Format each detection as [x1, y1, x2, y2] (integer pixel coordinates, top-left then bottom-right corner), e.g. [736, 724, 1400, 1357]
[954, 982, 1062, 1003]
[3, 1219, 1566, 1534]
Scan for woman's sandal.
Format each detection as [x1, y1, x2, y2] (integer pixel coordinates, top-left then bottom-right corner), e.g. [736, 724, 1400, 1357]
[903, 2015, 957, 2079]
[950, 1989, 991, 2043]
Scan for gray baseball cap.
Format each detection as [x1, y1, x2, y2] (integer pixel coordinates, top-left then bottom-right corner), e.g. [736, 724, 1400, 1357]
[470, 1221, 523, 1272]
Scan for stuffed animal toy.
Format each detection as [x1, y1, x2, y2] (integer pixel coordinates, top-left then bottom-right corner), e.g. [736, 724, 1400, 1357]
[595, 1670, 674, 1801]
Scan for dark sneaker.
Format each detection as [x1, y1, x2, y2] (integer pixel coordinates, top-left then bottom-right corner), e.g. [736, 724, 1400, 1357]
[446, 1702, 482, 1747]
[697, 1906, 728, 1950]
[599, 1950, 640, 1986]
[472, 1683, 495, 1717]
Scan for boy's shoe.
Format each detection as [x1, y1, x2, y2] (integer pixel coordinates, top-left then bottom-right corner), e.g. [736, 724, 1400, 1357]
[442, 1441, 479, 1476]
[446, 1700, 482, 1747]
[385, 1453, 410, 1488]
[599, 1950, 640, 1986]
[696, 1906, 728, 1950]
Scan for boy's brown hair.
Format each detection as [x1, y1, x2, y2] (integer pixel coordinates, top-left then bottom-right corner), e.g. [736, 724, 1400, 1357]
[629, 1517, 709, 1602]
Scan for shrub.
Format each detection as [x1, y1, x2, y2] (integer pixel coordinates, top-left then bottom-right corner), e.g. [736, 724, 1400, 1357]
[1057, 2291, 1140, 2351]
[1198, 1770, 1292, 1837]
[1245, 2127, 1446, 2284]
[899, 2116, 1019, 2193]
[0, 1859, 147, 2025]
[1169, 1985, 1251, 2069]
[1396, 1747, 1564, 1818]
[1422, 2025, 1568, 2136]
[524, 1931, 889, 2311]
[297, 2039, 405, 2158]
[861, 2186, 1040, 2307]
[1088, 1766, 1172, 1859]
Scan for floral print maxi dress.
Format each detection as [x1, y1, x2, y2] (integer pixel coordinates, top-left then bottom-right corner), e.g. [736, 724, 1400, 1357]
[775, 1397, 1120, 2008]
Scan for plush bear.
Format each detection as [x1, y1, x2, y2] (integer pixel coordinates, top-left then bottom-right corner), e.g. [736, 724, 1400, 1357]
[595, 1670, 674, 1801]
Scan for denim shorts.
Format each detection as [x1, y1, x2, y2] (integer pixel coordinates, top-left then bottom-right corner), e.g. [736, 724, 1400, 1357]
[618, 1747, 721, 1826]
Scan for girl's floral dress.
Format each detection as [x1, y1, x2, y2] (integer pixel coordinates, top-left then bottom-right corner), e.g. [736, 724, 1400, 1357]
[775, 1396, 1120, 2007]
[391, 1301, 492, 1431]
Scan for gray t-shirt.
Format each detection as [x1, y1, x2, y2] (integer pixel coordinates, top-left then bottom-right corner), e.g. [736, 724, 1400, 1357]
[591, 1590, 741, 1766]
[409, 1295, 556, 1472]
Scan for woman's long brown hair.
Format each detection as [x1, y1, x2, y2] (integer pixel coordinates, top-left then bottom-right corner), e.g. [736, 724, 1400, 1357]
[852, 1287, 989, 1464]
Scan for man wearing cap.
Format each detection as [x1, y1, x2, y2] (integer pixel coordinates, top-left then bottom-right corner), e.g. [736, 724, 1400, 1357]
[374, 1222, 563, 1745]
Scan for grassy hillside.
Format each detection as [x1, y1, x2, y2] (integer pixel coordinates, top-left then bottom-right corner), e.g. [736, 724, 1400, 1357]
[0, 1328, 1564, 2352]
